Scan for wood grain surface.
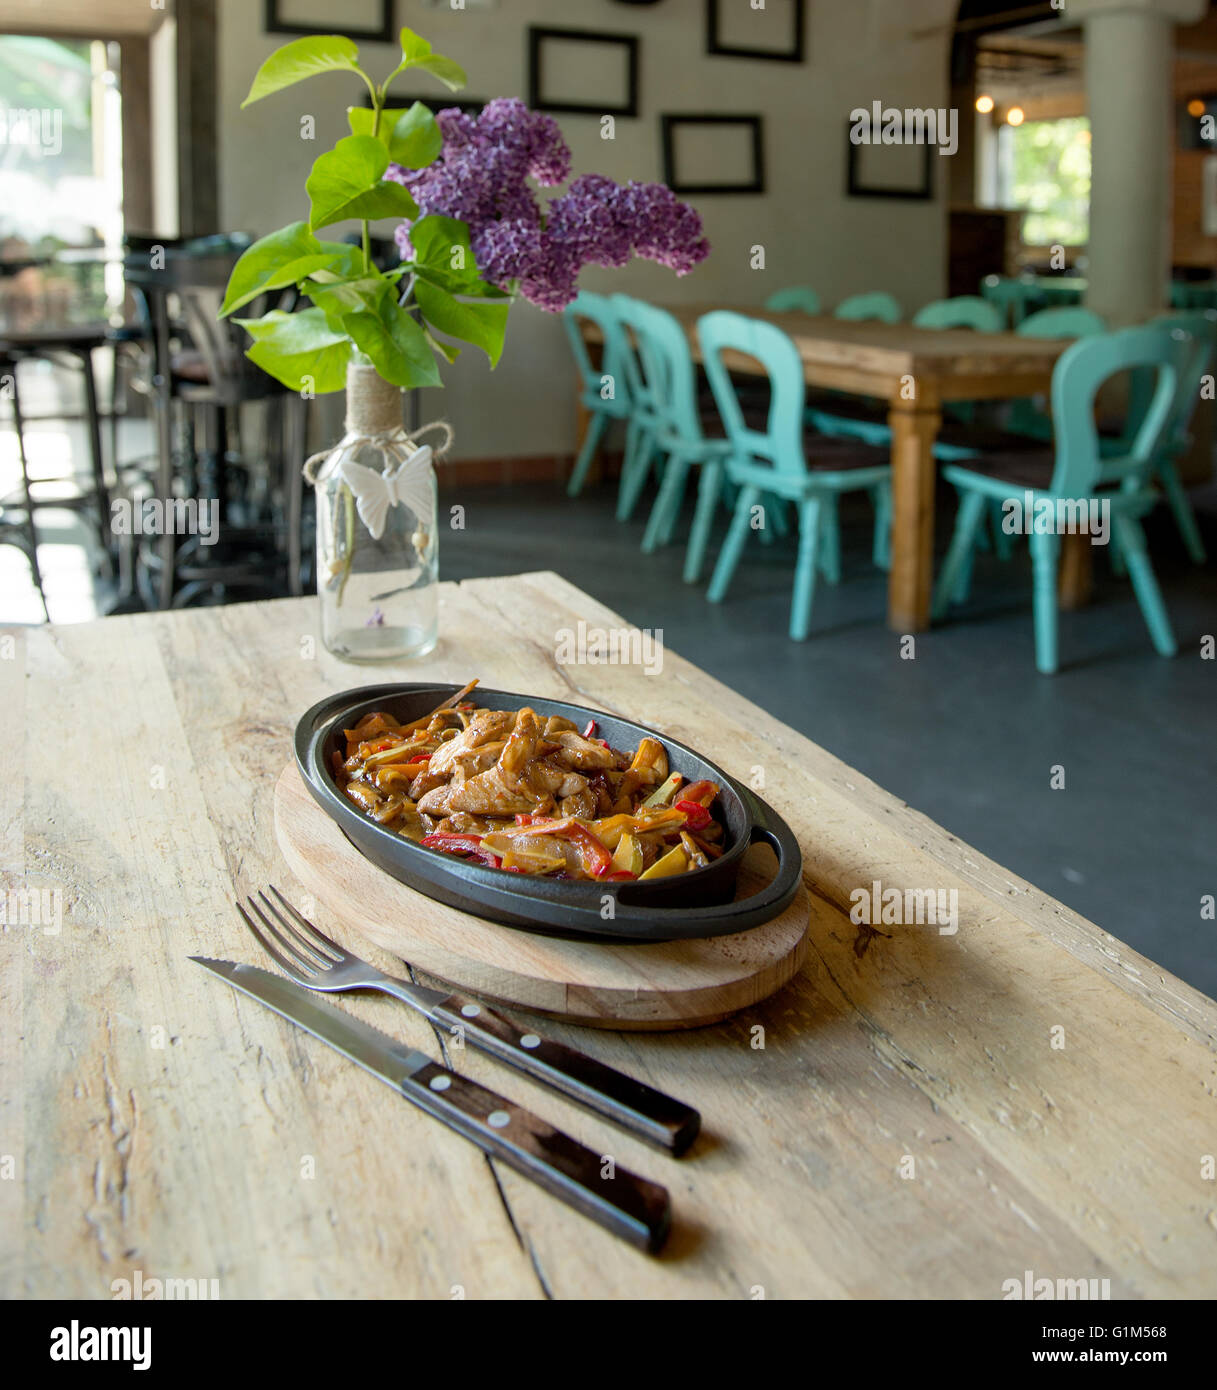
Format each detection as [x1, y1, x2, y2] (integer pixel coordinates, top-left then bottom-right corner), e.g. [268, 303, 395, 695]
[2, 573, 1215, 1299]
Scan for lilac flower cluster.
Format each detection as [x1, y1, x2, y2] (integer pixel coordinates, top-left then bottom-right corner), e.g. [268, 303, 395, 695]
[388, 98, 710, 312]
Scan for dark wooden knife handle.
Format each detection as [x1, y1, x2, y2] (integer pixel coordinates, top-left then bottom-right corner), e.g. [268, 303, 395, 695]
[431, 994, 701, 1155]
[401, 1058, 671, 1253]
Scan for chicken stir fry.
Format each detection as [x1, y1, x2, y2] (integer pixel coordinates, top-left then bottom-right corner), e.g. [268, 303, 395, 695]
[333, 681, 726, 881]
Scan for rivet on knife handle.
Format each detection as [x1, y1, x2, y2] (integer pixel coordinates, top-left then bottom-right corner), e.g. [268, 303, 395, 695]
[405, 1058, 671, 1254]
[431, 994, 701, 1155]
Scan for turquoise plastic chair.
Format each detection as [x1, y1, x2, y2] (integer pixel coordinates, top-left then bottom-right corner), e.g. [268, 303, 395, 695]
[933, 322, 1190, 674]
[912, 296, 1004, 333]
[833, 291, 901, 323]
[610, 294, 735, 578]
[809, 295, 1003, 455]
[1006, 307, 1108, 443]
[563, 293, 633, 498]
[765, 286, 822, 315]
[1145, 310, 1212, 564]
[981, 274, 1035, 328]
[697, 311, 892, 640]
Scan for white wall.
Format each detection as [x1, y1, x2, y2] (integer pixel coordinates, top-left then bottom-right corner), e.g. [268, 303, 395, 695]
[217, 0, 956, 458]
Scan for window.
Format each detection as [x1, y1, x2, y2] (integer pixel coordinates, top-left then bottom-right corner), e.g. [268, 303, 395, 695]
[998, 115, 1091, 247]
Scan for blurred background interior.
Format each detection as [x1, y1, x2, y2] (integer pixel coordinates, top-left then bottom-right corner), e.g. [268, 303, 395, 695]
[0, 0, 1213, 992]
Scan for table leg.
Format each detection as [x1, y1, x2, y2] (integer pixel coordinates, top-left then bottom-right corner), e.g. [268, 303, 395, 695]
[77, 346, 111, 534]
[1058, 532, 1094, 609]
[887, 395, 942, 632]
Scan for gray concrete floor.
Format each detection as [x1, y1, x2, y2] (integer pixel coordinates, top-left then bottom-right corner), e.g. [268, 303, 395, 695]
[440, 476, 1217, 1000]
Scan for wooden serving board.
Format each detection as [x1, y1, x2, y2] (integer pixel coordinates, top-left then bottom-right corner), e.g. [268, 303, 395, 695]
[273, 764, 810, 1029]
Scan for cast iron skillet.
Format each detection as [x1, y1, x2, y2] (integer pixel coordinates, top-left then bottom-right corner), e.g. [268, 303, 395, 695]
[295, 683, 803, 942]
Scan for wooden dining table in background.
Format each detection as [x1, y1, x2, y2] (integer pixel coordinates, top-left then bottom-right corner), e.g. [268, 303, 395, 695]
[578, 308, 1075, 632]
[3, 573, 1215, 1298]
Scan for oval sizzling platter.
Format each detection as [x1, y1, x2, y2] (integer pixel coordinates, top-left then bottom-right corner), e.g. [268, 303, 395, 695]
[295, 683, 803, 942]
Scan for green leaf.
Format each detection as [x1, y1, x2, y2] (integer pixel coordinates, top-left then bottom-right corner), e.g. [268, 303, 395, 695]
[407, 214, 481, 290]
[384, 26, 467, 93]
[387, 103, 442, 168]
[416, 280, 508, 367]
[235, 308, 352, 393]
[303, 273, 388, 319]
[242, 36, 364, 108]
[348, 103, 441, 168]
[413, 55, 466, 92]
[220, 223, 352, 317]
[306, 135, 419, 230]
[424, 328, 462, 365]
[342, 289, 441, 389]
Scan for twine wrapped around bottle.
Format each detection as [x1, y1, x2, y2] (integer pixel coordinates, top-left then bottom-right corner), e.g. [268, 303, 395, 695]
[302, 362, 454, 486]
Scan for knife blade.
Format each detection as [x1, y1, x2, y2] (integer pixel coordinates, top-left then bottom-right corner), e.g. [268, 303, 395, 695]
[191, 957, 671, 1253]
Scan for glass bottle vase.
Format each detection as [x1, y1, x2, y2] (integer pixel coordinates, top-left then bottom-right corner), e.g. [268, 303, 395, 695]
[311, 362, 439, 662]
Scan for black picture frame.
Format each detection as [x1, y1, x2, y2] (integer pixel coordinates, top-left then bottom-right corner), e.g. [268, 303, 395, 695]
[661, 114, 765, 196]
[707, 0, 805, 64]
[265, 0, 393, 44]
[845, 133, 934, 201]
[527, 27, 640, 119]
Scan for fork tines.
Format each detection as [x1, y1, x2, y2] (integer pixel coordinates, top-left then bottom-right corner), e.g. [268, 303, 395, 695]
[236, 886, 343, 982]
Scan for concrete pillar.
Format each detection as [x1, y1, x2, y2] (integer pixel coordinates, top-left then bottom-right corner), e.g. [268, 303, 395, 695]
[1066, 0, 1206, 325]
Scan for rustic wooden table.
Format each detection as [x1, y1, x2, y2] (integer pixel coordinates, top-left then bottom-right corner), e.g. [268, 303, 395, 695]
[579, 308, 1078, 633]
[3, 574, 1215, 1299]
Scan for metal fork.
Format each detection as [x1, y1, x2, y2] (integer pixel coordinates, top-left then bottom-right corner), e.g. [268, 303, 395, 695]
[236, 886, 700, 1154]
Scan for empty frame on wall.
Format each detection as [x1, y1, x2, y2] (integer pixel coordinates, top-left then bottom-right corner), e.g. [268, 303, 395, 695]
[707, 0, 805, 64]
[846, 135, 934, 201]
[528, 28, 640, 118]
[265, 0, 393, 43]
[662, 115, 766, 195]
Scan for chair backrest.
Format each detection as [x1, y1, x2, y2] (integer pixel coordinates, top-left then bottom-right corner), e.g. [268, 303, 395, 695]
[611, 294, 700, 439]
[697, 310, 806, 478]
[1016, 306, 1107, 339]
[562, 291, 630, 410]
[1155, 309, 1217, 455]
[833, 291, 901, 323]
[980, 274, 1034, 327]
[764, 286, 822, 315]
[1051, 322, 1191, 497]
[912, 296, 1004, 332]
[1007, 307, 1107, 441]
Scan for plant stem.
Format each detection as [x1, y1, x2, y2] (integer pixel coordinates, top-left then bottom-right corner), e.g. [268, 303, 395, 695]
[362, 87, 386, 275]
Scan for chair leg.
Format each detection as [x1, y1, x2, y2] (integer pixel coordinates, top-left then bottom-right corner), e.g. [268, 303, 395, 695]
[767, 495, 790, 537]
[684, 459, 722, 584]
[870, 482, 891, 570]
[932, 490, 985, 618]
[615, 429, 657, 522]
[1030, 528, 1061, 675]
[1156, 459, 1207, 565]
[707, 483, 758, 604]
[817, 493, 840, 584]
[642, 451, 691, 553]
[990, 500, 1015, 560]
[9, 361, 49, 620]
[790, 497, 823, 640]
[1112, 513, 1177, 657]
[567, 409, 608, 498]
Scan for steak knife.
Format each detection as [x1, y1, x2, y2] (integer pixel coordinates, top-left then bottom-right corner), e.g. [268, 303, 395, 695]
[192, 957, 672, 1253]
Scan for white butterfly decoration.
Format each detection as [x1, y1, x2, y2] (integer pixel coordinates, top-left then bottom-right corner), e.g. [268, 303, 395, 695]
[339, 445, 434, 541]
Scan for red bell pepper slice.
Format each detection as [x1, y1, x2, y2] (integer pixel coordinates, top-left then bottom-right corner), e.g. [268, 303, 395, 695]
[604, 869, 637, 881]
[675, 799, 712, 830]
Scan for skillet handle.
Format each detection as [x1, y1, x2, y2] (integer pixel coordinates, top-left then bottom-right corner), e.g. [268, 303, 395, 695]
[732, 783, 805, 925]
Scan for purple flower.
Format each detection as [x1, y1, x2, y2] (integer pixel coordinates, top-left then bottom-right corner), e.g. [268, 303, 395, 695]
[391, 100, 710, 312]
